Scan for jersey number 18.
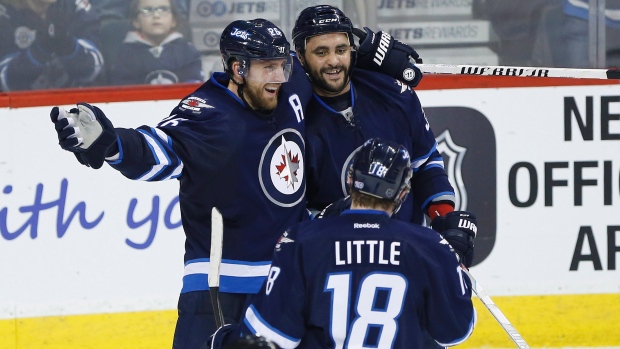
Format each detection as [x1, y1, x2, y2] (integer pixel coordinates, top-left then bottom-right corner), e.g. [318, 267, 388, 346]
[325, 272, 407, 349]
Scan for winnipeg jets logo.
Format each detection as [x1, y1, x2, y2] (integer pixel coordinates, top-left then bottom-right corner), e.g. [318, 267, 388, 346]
[275, 136, 300, 189]
[231, 28, 251, 40]
[259, 129, 305, 207]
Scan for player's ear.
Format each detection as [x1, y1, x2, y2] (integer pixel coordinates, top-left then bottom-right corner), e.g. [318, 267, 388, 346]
[231, 61, 244, 83]
[296, 50, 306, 67]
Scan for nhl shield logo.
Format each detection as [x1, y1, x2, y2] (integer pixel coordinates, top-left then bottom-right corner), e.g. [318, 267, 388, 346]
[259, 129, 305, 208]
[436, 130, 468, 211]
[425, 107, 497, 267]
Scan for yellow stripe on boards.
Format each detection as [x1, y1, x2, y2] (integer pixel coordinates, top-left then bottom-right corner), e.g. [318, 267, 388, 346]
[0, 294, 619, 348]
[457, 293, 620, 348]
[0, 310, 177, 349]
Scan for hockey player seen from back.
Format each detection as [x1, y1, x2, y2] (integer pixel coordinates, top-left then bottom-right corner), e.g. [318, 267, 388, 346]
[236, 138, 477, 349]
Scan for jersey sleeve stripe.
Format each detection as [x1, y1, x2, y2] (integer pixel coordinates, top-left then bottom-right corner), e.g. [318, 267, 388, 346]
[163, 162, 184, 180]
[153, 127, 172, 146]
[152, 127, 184, 180]
[184, 259, 272, 277]
[411, 143, 437, 171]
[245, 305, 301, 349]
[420, 191, 456, 210]
[181, 259, 273, 293]
[135, 128, 180, 181]
[426, 157, 446, 169]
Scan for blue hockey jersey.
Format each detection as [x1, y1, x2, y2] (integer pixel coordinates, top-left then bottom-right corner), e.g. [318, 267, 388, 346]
[305, 69, 455, 224]
[240, 210, 476, 348]
[108, 67, 312, 294]
[109, 31, 204, 85]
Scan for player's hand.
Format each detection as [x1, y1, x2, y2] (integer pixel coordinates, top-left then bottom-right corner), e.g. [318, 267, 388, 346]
[431, 211, 477, 268]
[353, 27, 423, 87]
[50, 102, 118, 169]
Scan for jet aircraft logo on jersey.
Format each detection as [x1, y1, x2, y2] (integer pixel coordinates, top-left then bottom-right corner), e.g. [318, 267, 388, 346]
[259, 129, 305, 208]
[275, 231, 295, 251]
[179, 97, 214, 113]
[275, 136, 300, 189]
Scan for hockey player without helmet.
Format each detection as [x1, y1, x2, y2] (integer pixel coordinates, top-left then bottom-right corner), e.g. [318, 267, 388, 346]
[220, 19, 292, 82]
[349, 138, 412, 204]
[292, 5, 356, 54]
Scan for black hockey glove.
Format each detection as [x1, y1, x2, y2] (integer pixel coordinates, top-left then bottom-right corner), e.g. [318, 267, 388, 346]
[353, 27, 423, 87]
[50, 102, 118, 169]
[431, 211, 477, 268]
[315, 196, 352, 219]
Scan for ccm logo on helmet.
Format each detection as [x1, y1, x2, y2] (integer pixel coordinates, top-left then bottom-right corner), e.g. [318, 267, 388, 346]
[318, 18, 338, 24]
[373, 32, 392, 66]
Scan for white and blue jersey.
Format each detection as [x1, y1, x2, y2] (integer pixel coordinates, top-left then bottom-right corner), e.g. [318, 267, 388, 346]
[108, 68, 312, 295]
[305, 69, 455, 224]
[240, 210, 476, 349]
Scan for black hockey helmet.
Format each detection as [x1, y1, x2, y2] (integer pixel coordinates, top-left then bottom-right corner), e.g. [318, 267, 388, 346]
[348, 138, 412, 211]
[292, 5, 356, 56]
[220, 19, 292, 81]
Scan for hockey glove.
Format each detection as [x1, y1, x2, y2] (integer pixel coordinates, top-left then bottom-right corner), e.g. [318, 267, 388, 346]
[353, 27, 423, 87]
[431, 211, 477, 268]
[50, 102, 118, 169]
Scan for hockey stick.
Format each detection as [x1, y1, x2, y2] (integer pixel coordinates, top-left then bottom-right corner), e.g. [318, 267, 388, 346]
[209, 207, 225, 328]
[462, 268, 531, 349]
[418, 63, 620, 80]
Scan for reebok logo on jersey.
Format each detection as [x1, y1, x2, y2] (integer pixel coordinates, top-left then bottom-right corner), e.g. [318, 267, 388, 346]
[354, 223, 380, 229]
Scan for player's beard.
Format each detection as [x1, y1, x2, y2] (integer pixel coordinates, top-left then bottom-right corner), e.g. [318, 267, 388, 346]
[242, 82, 280, 113]
[307, 63, 350, 96]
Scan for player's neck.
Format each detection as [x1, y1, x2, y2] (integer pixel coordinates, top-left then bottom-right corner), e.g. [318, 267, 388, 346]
[350, 203, 393, 216]
[227, 79, 242, 100]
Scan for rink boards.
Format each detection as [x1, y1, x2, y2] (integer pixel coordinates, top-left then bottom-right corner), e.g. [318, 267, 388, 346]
[0, 77, 619, 348]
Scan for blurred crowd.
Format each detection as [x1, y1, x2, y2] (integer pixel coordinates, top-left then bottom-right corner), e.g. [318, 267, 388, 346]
[0, 0, 618, 92]
[0, 0, 201, 91]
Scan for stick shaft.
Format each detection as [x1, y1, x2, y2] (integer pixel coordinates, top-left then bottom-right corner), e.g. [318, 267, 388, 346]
[462, 268, 531, 349]
[418, 63, 620, 80]
[209, 207, 225, 328]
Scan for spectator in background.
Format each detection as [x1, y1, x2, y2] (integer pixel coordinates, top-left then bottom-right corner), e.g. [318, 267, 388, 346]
[481, 0, 560, 66]
[561, 0, 620, 68]
[0, 0, 104, 91]
[90, 0, 189, 23]
[108, 0, 203, 85]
